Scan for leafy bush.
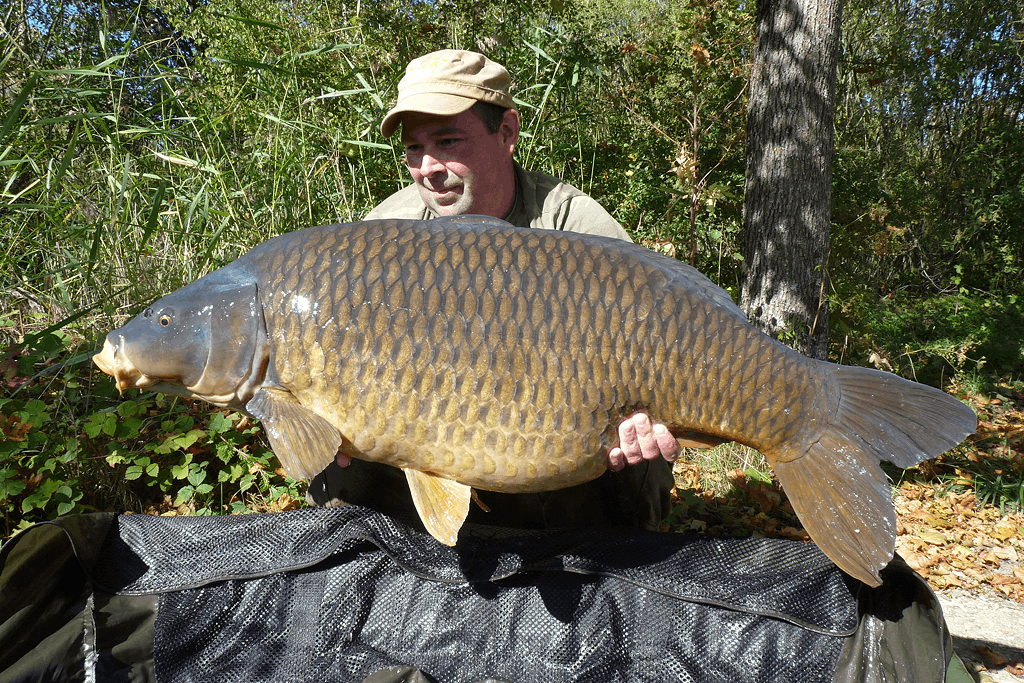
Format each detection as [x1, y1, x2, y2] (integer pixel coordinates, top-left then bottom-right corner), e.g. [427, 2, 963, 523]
[2, 0, 1020, 537]
[1, 328, 302, 538]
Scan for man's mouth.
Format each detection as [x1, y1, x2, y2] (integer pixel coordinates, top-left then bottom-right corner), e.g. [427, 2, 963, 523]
[429, 185, 460, 201]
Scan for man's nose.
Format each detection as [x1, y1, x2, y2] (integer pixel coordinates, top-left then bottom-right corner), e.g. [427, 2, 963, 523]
[417, 152, 446, 176]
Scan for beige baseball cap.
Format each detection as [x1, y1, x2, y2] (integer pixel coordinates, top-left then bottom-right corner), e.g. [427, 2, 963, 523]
[380, 49, 515, 137]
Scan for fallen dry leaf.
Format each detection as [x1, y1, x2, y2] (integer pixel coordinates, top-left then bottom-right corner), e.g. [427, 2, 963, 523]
[977, 646, 1009, 669]
[918, 529, 948, 545]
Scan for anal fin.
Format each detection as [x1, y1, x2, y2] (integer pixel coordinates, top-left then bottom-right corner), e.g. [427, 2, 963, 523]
[404, 468, 471, 546]
[671, 429, 730, 449]
[246, 387, 342, 481]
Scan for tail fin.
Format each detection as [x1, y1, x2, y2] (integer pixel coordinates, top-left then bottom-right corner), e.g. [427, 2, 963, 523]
[772, 365, 976, 586]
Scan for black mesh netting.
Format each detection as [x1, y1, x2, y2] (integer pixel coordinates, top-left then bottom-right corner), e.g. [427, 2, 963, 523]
[0, 507, 956, 683]
[111, 507, 854, 682]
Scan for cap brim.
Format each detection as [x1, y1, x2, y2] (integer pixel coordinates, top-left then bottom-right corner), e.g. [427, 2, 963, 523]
[380, 92, 478, 137]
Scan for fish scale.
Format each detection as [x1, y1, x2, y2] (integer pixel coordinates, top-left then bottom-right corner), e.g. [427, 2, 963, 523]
[93, 215, 976, 586]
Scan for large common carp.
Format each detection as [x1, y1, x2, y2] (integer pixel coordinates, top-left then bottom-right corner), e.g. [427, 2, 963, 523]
[93, 216, 975, 586]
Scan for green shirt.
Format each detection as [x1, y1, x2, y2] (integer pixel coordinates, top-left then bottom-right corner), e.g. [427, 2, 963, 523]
[365, 162, 632, 242]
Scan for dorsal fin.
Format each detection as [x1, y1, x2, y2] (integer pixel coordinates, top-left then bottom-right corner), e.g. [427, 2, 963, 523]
[404, 468, 472, 546]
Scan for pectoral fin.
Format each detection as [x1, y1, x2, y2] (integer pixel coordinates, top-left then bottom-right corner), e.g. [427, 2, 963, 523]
[404, 468, 472, 546]
[246, 387, 342, 481]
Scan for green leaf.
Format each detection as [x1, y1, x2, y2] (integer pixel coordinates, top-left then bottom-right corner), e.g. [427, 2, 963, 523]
[744, 468, 773, 484]
[43, 54, 129, 76]
[118, 401, 141, 418]
[0, 72, 37, 144]
[24, 399, 47, 416]
[101, 412, 117, 437]
[338, 138, 392, 151]
[174, 486, 195, 506]
[207, 412, 234, 434]
[174, 429, 205, 449]
[141, 180, 167, 248]
[171, 454, 193, 479]
[188, 464, 208, 487]
[0, 468, 27, 501]
[84, 413, 112, 439]
[292, 43, 357, 60]
[523, 40, 555, 63]
[21, 479, 61, 512]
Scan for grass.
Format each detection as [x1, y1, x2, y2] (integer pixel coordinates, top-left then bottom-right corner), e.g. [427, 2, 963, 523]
[2, 0, 1021, 548]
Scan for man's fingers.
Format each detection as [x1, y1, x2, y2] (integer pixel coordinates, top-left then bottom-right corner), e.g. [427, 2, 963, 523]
[611, 413, 680, 468]
[617, 416, 644, 465]
[632, 413, 663, 461]
[652, 423, 679, 462]
[608, 447, 626, 472]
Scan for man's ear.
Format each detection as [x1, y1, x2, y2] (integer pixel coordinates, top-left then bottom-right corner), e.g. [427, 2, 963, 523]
[500, 109, 521, 154]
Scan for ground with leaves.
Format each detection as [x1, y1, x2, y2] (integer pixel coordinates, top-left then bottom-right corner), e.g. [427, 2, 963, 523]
[664, 388, 1023, 599]
[896, 390, 1024, 601]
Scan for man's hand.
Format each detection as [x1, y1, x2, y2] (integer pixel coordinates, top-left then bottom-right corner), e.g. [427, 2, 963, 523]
[608, 413, 679, 472]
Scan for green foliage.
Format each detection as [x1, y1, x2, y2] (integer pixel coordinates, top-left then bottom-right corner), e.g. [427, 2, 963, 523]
[1, 328, 302, 537]
[971, 457, 1024, 514]
[2, 0, 1021, 536]
[833, 0, 1024, 310]
[832, 289, 1023, 384]
[564, 0, 752, 284]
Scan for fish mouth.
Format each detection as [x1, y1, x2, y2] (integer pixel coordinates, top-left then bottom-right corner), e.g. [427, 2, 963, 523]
[92, 336, 157, 393]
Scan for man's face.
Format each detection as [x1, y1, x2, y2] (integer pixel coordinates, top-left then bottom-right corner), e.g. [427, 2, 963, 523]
[401, 108, 518, 218]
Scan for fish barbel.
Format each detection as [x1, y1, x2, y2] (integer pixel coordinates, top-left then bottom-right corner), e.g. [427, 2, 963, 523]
[93, 216, 975, 585]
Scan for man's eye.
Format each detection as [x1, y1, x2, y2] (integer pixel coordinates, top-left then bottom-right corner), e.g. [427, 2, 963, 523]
[437, 138, 459, 148]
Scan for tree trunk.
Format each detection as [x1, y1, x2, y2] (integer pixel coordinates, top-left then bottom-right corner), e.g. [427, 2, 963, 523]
[741, 0, 843, 360]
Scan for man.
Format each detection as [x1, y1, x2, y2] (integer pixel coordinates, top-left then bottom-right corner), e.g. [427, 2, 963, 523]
[307, 49, 679, 531]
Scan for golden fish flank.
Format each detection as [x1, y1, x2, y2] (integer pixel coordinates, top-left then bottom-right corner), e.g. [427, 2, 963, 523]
[92, 216, 976, 587]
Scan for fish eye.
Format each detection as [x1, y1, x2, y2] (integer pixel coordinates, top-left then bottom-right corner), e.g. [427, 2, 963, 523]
[158, 314, 172, 327]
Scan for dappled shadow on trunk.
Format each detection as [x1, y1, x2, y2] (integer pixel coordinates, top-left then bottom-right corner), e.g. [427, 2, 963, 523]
[741, 0, 842, 360]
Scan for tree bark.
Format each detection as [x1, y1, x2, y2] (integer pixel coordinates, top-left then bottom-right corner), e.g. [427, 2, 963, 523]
[741, 0, 843, 360]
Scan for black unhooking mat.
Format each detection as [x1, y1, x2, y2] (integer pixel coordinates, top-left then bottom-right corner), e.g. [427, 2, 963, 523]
[0, 507, 959, 682]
